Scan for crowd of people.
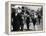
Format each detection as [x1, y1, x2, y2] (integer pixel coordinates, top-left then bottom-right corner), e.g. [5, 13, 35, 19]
[11, 6, 42, 31]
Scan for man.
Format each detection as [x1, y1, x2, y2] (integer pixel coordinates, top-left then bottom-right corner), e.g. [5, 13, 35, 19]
[26, 10, 30, 30]
[38, 13, 41, 25]
[26, 17, 30, 30]
[17, 13, 24, 31]
[11, 11, 20, 31]
[37, 8, 42, 25]
[17, 7, 24, 31]
[11, 7, 22, 31]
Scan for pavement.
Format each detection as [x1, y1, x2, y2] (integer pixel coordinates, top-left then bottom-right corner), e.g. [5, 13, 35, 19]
[23, 18, 43, 31]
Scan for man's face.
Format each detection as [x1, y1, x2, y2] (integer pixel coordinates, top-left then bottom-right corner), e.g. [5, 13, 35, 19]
[17, 9, 22, 13]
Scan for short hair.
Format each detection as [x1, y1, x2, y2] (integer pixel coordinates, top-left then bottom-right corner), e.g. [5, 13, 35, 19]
[22, 7, 24, 9]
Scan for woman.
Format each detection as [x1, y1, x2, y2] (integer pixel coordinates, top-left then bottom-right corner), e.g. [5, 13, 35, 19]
[31, 13, 37, 30]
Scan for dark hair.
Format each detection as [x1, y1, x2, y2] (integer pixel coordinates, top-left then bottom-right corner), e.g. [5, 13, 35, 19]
[22, 7, 24, 9]
[26, 10, 29, 15]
